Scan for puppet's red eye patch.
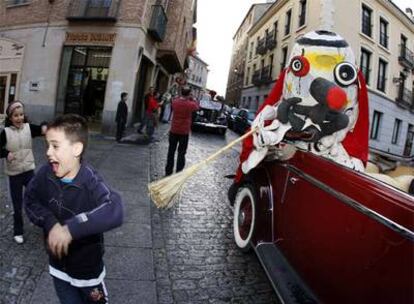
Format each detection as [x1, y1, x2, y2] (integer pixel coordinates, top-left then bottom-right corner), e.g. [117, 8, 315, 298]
[290, 56, 310, 77]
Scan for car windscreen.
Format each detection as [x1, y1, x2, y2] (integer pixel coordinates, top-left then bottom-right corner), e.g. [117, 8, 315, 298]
[247, 112, 256, 121]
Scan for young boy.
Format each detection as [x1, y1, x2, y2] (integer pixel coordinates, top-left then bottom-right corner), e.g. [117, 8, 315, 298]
[24, 114, 123, 303]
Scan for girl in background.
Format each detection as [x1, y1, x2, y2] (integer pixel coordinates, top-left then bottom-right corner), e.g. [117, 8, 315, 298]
[0, 101, 47, 244]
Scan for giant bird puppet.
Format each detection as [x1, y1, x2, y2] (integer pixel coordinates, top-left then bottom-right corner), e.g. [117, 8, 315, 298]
[231, 30, 370, 195]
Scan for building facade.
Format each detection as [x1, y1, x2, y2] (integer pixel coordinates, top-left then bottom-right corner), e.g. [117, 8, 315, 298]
[186, 54, 208, 99]
[0, 0, 196, 133]
[225, 2, 273, 107]
[229, 0, 414, 160]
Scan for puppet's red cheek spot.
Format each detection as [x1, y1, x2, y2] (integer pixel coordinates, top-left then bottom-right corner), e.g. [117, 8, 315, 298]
[327, 87, 347, 110]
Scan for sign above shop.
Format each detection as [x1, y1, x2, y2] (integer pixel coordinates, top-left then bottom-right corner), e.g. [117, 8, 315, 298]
[0, 38, 24, 59]
[65, 32, 117, 45]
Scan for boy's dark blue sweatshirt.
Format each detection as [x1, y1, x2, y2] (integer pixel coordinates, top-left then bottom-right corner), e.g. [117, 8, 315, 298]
[24, 162, 124, 280]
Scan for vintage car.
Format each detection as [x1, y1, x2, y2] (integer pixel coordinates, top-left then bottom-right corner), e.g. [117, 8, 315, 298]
[226, 107, 240, 131]
[192, 95, 227, 136]
[232, 149, 413, 304]
[232, 108, 256, 134]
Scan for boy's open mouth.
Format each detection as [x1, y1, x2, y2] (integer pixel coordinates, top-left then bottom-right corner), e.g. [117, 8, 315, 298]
[49, 161, 59, 174]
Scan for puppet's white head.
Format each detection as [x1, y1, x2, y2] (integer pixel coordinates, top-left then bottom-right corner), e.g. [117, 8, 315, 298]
[280, 30, 359, 146]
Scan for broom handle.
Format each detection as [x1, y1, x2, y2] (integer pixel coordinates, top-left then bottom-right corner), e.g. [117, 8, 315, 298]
[201, 127, 257, 166]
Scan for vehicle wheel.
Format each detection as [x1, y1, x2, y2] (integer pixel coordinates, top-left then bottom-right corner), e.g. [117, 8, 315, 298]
[233, 184, 256, 252]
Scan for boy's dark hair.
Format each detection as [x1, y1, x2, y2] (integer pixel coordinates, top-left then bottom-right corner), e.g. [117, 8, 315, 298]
[121, 92, 128, 99]
[48, 114, 89, 154]
[5, 100, 28, 127]
[181, 86, 191, 97]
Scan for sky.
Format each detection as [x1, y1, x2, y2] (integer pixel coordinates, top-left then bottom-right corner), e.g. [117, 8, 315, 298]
[195, 0, 413, 97]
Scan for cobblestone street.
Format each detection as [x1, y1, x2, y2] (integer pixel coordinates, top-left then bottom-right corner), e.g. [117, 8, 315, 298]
[150, 126, 279, 304]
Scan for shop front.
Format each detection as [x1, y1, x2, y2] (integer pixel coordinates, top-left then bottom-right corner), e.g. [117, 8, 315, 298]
[56, 32, 115, 129]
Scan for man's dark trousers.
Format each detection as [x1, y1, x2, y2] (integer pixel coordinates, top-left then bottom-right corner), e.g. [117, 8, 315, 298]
[165, 132, 189, 176]
[116, 120, 125, 142]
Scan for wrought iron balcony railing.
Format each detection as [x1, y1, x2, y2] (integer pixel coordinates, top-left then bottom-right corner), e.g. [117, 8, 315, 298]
[266, 31, 277, 51]
[148, 5, 168, 42]
[398, 45, 414, 70]
[256, 38, 266, 55]
[252, 70, 261, 86]
[67, 0, 120, 21]
[396, 86, 413, 110]
[260, 66, 272, 83]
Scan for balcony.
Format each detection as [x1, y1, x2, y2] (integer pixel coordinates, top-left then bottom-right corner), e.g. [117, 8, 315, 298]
[256, 38, 266, 55]
[252, 70, 261, 86]
[266, 31, 276, 51]
[67, 0, 120, 22]
[148, 5, 168, 42]
[396, 86, 413, 110]
[398, 45, 414, 70]
[260, 66, 272, 83]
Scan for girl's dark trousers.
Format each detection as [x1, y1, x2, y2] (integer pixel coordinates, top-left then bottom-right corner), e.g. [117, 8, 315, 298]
[9, 170, 34, 236]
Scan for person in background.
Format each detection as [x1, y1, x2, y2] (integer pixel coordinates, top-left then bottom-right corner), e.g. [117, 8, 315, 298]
[0, 100, 47, 244]
[144, 90, 162, 142]
[115, 92, 128, 142]
[165, 86, 199, 176]
[137, 86, 156, 134]
[24, 114, 123, 304]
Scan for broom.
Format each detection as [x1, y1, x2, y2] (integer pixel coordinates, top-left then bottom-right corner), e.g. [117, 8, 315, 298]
[148, 128, 256, 209]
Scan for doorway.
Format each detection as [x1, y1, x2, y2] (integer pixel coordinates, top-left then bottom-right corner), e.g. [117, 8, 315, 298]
[59, 46, 112, 126]
[0, 73, 17, 114]
[132, 56, 152, 123]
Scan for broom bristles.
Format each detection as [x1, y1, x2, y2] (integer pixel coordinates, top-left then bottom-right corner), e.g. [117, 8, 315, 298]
[149, 128, 256, 209]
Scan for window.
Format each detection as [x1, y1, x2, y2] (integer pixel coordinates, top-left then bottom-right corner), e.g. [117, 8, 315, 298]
[281, 47, 288, 71]
[379, 18, 388, 48]
[361, 4, 372, 37]
[269, 54, 274, 77]
[400, 34, 407, 58]
[299, 0, 307, 27]
[6, 0, 30, 6]
[377, 59, 387, 92]
[273, 21, 278, 39]
[370, 110, 383, 140]
[360, 48, 371, 85]
[285, 9, 292, 36]
[247, 96, 252, 108]
[245, 67, 250, 86]
[252, 64, 256, 83]
[249, 42, 254, 59]
[392, 119, 402, 144]
[255, 37, 260, 55]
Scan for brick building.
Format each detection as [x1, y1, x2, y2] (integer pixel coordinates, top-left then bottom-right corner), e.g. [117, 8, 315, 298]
[0, 0, 197, 133]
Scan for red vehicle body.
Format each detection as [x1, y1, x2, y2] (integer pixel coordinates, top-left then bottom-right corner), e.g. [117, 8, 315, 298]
[233, 150, 414, 304]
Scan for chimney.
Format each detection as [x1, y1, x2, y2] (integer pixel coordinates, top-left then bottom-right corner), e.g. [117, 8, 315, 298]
[405, 7, 414, 21]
